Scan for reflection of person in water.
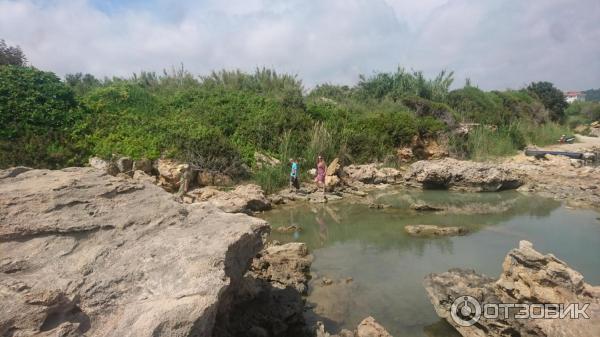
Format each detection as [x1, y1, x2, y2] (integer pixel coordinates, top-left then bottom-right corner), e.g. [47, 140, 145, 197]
[315, 208, 329, 247]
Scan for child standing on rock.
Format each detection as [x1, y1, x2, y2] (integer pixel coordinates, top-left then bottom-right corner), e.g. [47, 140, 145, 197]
[289, 158, 300, 192]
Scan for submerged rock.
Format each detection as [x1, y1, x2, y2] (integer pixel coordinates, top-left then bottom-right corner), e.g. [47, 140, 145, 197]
[0, 167, 269, 337]
[410, 203, 444, 211]
[273, 225, 303, 233]
[405, 225, 468, 237]
[314, 316, 392, 337]
[404, 158, 523, 192]
[423, 240, 600, 337]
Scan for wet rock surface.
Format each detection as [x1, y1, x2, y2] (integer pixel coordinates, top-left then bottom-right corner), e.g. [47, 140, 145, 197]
[423, 240, 600, 337]
[404, 158, 523, 192]
[0, 167, 269, 337]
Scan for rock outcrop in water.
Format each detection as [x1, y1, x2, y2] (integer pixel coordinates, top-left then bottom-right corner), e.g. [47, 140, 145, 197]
[404, 158, 523, 192]
[0, 167, 269, 337]
[315, 316, 392, 337]
[405, 225, 468, 237]
[423, 240, 600, 337]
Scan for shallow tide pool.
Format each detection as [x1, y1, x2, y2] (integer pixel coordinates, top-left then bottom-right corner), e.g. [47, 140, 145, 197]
[259, 189, 600, 337]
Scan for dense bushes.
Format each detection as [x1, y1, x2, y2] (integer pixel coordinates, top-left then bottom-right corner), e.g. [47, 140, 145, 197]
[0, 63, 573, 182]
[0, 66, 83, 168]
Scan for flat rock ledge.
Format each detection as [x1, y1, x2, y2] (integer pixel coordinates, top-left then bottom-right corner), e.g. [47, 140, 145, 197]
[404, 158, 523, 192]
[0, 167, 269, 337]
[405, 225, 468, 237]
[423, 240, 600, 337]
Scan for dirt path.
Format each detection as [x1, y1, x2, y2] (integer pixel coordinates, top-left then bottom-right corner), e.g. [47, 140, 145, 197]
[532, 134, 600, 152]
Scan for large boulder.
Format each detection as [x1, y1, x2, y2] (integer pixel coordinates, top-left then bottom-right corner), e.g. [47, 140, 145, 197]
[343, 164, 401, 185]
[424, 240, 600, 337]
[190, 184, 271, 213]
[0, 167, 269, 337]
[248, 242, 313, 294]
[405, 158, 523, 191]
[197, 171, 234, 187]
[132, 158, 153, 174]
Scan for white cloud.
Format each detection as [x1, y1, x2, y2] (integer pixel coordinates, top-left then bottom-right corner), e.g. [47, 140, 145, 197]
[0, 0, 598, 90]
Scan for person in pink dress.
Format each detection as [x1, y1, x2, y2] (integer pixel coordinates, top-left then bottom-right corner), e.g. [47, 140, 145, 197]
[315, 155, 327, 195]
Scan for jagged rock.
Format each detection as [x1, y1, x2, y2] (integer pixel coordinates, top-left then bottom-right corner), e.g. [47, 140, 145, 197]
[326, 158, 341, 176]
[197, 171, 234, 187]
[405, 158, 523, 191]
[190, 184, 271, 213]
[248, 242, 313, 295]
[343, 164, 401, 185]
[115, 156, 133, 174]
[410, 203, 444, 211]
[132, 158, 152, 174]
[424, 240, 600, 337]
[325, 175, 341, 191]
[405, 225, 468, 237]
[0, 167, 269, 337]
[156, 159, 191, 192]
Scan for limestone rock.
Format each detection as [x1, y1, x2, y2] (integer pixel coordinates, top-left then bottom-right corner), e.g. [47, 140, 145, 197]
[248, 242, 313, 294]
[0, 167, 269, 337]
[405, 158, 523, 191]
[405, 225, 468, 237]
[356, 316, 393, 337]
[132, 158, 153, 174]
[115, 156, 133, 174]
[326, 158, 341, 176]
[88, 156, 108, 171]
[343, 164, 401, 185]
[424, 240, 600, 337]
[197, 171, 234, 187]
[132, 170, 156, 184]
[190, 184, 271, 213]
[156, 159, 189, 192]
[325, 175, 341, 191]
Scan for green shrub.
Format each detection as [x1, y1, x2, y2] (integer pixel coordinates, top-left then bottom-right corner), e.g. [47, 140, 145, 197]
[253, 164, 289, 194]
[0, 65, 83, 168]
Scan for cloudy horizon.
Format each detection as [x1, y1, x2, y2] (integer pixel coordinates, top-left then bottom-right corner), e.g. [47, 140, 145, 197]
[1, 0, 598, 91]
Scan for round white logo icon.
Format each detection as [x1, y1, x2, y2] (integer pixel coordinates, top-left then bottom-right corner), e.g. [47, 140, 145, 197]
[450, 295, 482, 327]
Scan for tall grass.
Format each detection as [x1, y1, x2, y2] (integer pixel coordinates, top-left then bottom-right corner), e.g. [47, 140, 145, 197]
[452, 121, 572, 161]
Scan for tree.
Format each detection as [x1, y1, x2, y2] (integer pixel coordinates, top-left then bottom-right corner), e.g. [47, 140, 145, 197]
[526, 81, 568, 121]
[0, 39, 27, 66]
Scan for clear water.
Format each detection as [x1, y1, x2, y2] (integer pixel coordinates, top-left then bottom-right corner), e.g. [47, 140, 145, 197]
[259, 189, 600, 337]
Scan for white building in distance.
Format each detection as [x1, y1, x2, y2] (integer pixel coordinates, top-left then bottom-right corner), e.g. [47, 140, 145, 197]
[564, 91, 586, 103]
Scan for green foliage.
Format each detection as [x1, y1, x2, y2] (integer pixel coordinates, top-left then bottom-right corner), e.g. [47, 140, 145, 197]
[527, 81, 568, 121]
[253, 164, 289, 194]
[565, 101, 600, 127]
[583, 88, 600, 102]
[0, 65, 83, 168]
[0, 39, 27, 66]
[356, 68, 454, 102]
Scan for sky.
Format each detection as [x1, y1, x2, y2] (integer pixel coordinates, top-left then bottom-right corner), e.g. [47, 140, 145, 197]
[0, 0, 598, 90]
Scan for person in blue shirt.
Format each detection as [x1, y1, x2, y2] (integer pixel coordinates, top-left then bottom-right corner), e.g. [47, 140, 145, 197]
[289, 158, 300, 192]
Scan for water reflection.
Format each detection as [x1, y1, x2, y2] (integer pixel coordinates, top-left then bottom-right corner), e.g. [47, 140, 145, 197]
[259, 190, 600, 337]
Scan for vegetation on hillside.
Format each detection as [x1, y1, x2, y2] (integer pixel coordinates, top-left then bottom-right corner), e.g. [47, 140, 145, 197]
[1, 39, 590, 191]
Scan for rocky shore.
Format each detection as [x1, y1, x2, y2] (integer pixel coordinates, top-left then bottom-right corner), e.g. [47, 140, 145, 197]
[424, 240, 600, 337]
